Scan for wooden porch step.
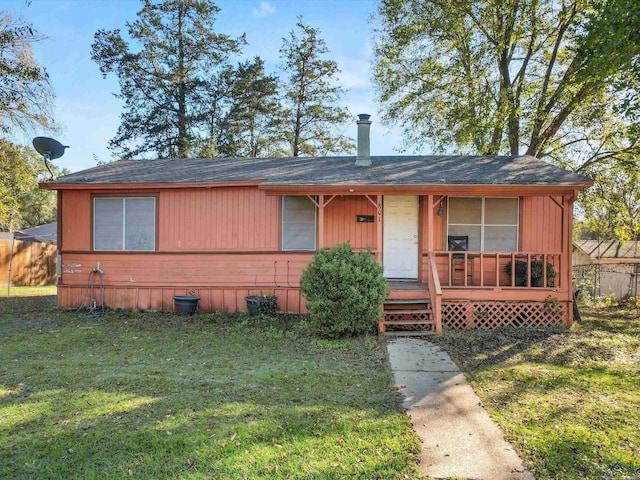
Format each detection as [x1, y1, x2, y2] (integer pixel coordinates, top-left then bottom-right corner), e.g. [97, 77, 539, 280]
[382, 306, 433, 316]
[384, 298, 431, 305]
[386, 290, 431, 300]
[384, 319, 435, 326]
[383, 309, 433, 316]
[386, 281, 430, 301]
[381, 301, 436, 333]
[383, 330, 438, 337]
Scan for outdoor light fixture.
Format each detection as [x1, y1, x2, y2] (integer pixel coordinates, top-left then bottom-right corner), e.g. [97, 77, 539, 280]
[436, 196, 446, 216]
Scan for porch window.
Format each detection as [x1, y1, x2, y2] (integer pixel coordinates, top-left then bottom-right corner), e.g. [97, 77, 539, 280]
[94, 197, 156, 251]
[282, 196, 316, 251]
[447, 197, 518, 251]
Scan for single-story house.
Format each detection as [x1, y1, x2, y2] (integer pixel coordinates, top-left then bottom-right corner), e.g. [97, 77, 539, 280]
[573, 240, 640, 300]
[41, 115, 592, 331]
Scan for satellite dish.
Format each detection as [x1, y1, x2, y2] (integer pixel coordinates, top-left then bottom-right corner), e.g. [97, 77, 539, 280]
[32, 137, 69, 179]
[33, 137, 68, 160]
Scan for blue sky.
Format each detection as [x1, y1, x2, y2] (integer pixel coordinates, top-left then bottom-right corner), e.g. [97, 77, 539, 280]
[3, 0, 410, 174]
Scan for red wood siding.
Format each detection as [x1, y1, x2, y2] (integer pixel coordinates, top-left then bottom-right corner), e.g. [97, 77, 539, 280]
[520, 196, 563, 252]
[60, 190, 91, 251]
[55, 188, 575, 321]
[159, 188, 279, 251]
[418, 197, 445, 283]
[323, 196, 376, 249]
[60, 252, 312, 288]
[420, 199, 445, 250]
[57, 251, 313, 313]
[57, 285, 307, 313]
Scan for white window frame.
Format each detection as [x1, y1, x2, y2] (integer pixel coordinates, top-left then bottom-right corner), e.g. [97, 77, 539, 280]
[93, 197, 156, 251]
[447, 197, 519, 251]
[281, 196, 317, 251]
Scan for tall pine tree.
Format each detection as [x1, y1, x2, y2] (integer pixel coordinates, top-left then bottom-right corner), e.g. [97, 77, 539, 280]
[279, 18, 353, 157]
[91, 0, 244, 159]
[208, 58, 283, 158]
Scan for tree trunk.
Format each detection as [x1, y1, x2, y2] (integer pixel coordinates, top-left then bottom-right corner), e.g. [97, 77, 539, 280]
[177, 1, 188, 158]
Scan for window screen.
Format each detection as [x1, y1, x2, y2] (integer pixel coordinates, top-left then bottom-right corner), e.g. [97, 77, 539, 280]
[448, 197, 518, 251]
[282, 196, 316, 251]
[94, 197, 156, 251]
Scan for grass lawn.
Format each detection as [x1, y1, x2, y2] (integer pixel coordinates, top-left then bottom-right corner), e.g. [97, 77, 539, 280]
[0, 285, 57, 297]
[0, 296, 423, 479]
[431, 307, 640, 480]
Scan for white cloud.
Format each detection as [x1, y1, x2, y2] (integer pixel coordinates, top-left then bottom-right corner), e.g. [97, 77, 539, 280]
[334, 54, 373, 91]
[252, 2, 276, 18]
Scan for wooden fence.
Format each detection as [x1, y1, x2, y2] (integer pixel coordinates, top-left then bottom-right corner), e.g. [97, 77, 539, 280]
[0, 239, 57, 287]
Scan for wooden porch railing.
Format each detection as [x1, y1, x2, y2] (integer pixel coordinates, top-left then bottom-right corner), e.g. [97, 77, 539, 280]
[431, 251, 562, 289]
[427, 252, 443, 333]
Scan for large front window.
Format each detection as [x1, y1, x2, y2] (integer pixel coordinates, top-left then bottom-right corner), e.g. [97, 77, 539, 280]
[282, 196, 316, 251]
[447, 197, 518, 251]
[94, 197, 156, 251]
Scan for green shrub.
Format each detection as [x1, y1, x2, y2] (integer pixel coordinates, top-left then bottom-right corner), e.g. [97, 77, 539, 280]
[300, 242, 389, 338]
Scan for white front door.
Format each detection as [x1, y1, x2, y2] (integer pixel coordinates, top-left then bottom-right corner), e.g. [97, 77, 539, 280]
[383, 196, 419, 279]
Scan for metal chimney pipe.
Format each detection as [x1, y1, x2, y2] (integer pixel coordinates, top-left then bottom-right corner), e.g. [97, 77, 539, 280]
[355, 113, 371, 167]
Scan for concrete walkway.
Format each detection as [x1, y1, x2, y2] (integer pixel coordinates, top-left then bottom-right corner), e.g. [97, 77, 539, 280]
[387, 338, 534, 480]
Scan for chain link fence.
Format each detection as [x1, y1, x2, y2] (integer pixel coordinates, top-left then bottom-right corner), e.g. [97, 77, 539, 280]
[573, 263, 639, 303]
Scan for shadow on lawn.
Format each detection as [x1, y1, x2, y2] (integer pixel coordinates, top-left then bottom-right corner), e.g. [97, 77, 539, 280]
[430, 327, 561, 373]
[0, 295, 57, 314]
[2, 386, 399, 478]
[432, 306, 640, 375]
[430, 309, 640, 479]
[1, 306, 417, 479]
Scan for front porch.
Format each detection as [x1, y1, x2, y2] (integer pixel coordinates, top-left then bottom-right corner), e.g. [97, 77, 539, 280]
[271, 190, 577, 331]
[382, 250, 571, 334]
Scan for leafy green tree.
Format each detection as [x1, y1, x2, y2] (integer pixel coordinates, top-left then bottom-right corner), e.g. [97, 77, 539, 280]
[279, 18, 353, 157]
[18, 187, 58, 228]
[577, 0, 640, 122]
[0, 139, 34, 231]
[91, 0, 244, 159]
[577, 160, 640, 241]
[373, 0, 639, 171]
[0, 139, 60, 231]
[0, 10, 55, 133]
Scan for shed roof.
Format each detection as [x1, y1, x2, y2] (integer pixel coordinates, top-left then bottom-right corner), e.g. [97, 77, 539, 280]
[14, 223, 57, 244]
[573, 240, 640, 260]
[44, 155, 591, 188]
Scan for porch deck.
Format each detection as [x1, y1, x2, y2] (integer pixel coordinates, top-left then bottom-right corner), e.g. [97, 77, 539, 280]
[386, 280, 429, 300]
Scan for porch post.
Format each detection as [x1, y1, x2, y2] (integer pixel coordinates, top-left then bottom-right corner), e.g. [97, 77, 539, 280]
[318, 194, 325, 249]
[427, 195, 434, 251]
[562, 193, 572, 326]
[376, 194, 383, 265]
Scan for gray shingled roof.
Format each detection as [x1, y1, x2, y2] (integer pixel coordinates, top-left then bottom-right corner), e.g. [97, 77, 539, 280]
[574, 240, 640, 259]
[47, 155, 591, 187]
[14, 223, 57, 244]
